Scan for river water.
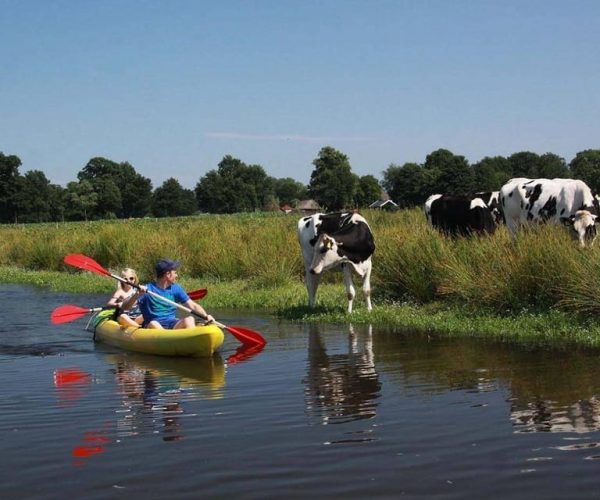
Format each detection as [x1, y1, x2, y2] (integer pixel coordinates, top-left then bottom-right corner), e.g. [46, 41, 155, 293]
[2, 284, 600, 498]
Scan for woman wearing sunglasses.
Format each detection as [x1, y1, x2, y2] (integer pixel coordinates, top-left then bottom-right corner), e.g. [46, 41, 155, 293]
[107, 268, 144, 328]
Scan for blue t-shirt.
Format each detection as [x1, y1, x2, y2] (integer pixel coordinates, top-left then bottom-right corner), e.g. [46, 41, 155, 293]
[138, 282, 190, 326]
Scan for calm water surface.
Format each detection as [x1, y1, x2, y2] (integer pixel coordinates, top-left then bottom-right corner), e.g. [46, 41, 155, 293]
[2, 284, 600, 498]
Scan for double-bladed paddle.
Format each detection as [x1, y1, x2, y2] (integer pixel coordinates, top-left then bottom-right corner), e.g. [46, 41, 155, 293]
[62, 254, 266, 347]
[50, 288, 207, 325]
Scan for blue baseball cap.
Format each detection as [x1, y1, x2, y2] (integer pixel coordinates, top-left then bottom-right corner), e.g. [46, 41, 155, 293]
[155, 258, 181, 276]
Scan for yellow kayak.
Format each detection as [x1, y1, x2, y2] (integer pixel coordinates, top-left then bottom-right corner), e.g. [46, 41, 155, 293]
[91, 317, 224, 358]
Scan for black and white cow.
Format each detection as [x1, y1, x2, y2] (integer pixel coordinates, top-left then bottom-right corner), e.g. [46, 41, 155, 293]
[424, 194, 443, 225]
[297, 212, 375, 313]
[425, 192, 501, 226]
[474, 191, 502, 225]
[428, 195, 497, 236]
[500, 178, 599, 246]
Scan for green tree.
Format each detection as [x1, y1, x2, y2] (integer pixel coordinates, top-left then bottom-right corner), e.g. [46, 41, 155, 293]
[0, 152, 23, 223]
[472, 156, 512, 192]
[354, 174, 382, 207]
[424, 149, 474, 195]
[152, 178, 197, 217]
[538, 153, 569, 178]
[195, 170, 227, 213]
[195, 156, 274, 213]
[78, 157, 152, 218]
[47, 184, 68, 222]
[66, 180, 98, 221]
[508, 151, 541, 178]
[308, 146, 356, 211]
[15, 170, 52, 222]
[570, 150, 600, 192]
[273, 177, 308, 205]
[382, 162, 426, 208]
[92, 177, 122, 219]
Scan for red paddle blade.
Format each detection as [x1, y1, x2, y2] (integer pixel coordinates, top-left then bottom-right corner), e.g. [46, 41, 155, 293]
[51, 305, 92, 324]
[188, 288, 207, 300]
[224, 325, 266, 347]
[64, 254, 110, 277]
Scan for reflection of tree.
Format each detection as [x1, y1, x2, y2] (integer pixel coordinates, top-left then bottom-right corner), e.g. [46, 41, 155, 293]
[303, 324, 381, 424]
[109, 354, 225, 441]
[373, 332, 600, 434]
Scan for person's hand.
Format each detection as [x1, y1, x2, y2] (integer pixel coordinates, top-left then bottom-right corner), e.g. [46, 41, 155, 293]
[138, 285, 147, 294]
[205, 314, 215, 323]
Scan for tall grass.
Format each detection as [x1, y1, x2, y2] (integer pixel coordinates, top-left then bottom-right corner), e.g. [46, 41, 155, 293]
[2, 210, 600, 316]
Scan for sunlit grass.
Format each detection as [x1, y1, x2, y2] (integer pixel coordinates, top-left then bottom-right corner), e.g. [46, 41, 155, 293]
[4, 209, 600, 347]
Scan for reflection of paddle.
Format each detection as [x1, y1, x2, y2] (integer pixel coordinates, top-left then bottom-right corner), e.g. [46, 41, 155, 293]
[227, 343, 266, 365]
[63, 254, 266, 347]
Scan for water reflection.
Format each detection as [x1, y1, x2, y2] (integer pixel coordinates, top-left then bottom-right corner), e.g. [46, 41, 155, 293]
[303, 324, 381, 425]
[510, 397, 600, 434]
[53, 367, 92, 407]
[72, 427, 111, 466]
[374, 332, 600, 435]
[107, 353, 226, 441]
[227, 342, 266, 365]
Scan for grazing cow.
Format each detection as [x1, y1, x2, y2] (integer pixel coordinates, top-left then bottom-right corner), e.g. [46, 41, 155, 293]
[297, 212, 375, 313]
[500, 178, 599, 246]
[475, 191, 502, 225]
[424, 194, 442, 224]
[428, 195, 497, 236]
[425, 192, 501, 226]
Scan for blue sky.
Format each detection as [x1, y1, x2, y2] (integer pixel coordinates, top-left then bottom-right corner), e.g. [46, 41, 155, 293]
[1, 0, 599, 188]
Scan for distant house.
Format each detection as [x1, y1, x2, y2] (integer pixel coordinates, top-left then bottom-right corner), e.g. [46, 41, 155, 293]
[369, 199, 398, 211]
[296, 199, 321, 214]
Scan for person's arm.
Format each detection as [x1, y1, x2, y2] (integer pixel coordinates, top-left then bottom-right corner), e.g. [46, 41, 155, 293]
[185, 299, 214, 323]
[107, 290, 123, 307]
[121, 286, 146, 311]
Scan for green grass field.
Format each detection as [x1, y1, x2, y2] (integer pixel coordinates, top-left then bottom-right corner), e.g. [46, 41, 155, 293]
[3, 210, 600, 347]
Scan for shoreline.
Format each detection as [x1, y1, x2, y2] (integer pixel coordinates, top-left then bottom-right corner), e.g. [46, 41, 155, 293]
[6, 266, 600, 350]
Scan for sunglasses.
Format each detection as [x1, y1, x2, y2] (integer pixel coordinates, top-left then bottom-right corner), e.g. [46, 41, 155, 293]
[125, 277, 136, 282]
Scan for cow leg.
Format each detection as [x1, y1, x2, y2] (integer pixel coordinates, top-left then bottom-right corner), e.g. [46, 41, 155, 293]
[342, 265, 356, 313]
[362, 260, 373, 311]
[305, 269, 320, 307]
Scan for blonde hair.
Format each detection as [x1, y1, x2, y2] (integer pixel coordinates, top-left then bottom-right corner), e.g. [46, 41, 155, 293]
[117, 268, 139, 290]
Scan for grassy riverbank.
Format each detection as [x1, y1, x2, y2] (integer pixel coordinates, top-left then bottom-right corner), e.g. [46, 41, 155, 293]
[5, 265, 600, 349]
[3, 210, 600, 348]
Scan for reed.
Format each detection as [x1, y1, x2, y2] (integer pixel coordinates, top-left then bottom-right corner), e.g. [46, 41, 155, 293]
[2, 210, 600, 316]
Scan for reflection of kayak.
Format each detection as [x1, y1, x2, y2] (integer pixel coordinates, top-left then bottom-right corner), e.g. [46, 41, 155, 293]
[91, 316, 224, 358]
[105, 352, 226, 393]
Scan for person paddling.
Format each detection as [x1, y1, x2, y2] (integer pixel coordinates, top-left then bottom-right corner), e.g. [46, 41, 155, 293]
[107, 268, 144, 328]
[123, 259, 214, 330]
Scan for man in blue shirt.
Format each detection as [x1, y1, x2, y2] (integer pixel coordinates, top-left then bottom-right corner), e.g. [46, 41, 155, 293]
[130, 258, 214, 329]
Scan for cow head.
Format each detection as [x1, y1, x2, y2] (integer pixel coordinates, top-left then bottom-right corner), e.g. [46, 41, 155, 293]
[561, 210, 598, 247]
[309, 234, 345, 275]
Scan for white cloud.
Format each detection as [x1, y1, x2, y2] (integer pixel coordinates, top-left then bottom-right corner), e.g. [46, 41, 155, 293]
[205, 132, 372, 142]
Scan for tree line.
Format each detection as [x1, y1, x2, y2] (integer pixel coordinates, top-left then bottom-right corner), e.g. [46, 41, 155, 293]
[382, 149, 600, 208]
[1, 146, 600, 223]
